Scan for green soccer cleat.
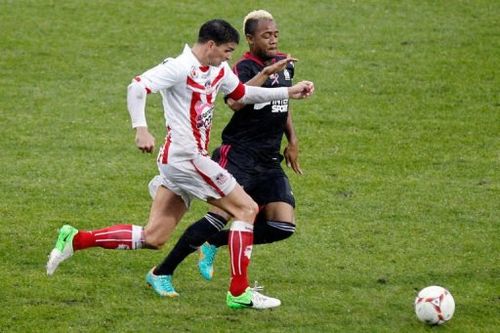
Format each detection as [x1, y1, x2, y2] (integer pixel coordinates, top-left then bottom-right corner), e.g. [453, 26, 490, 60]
[198, 242, 218, 280]
[46, 224, 78, 276]
[146, 267, 179, 298]
[226, 287, 281, 310]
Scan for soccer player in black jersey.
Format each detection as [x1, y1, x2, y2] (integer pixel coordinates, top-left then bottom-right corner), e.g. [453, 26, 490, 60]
[152, 10, 303, 294]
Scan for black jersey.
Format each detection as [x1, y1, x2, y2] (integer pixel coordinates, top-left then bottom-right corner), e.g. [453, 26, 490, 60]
[221, 52, 294, 165]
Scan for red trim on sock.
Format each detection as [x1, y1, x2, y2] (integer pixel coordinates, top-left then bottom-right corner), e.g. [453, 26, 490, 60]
[72, 224, 137, 250]
[229, 228, 253, 296]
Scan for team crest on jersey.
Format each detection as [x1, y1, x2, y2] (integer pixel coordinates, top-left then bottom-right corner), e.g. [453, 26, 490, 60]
[190, 66, 198, 79]
[284, 69, 291, 80]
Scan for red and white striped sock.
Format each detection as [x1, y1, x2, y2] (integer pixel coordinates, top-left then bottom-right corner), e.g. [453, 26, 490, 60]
[228, 221, 254, 296]
[73, 224, 144, 251]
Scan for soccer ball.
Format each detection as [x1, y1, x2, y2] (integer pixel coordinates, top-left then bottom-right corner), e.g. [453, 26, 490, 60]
[415, 286, 455, 325]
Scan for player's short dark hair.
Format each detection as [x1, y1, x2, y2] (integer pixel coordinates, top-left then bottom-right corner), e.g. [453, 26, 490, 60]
[198, 19, 239, 45]
[244, 19, 260, 36]
[243, 10, 274, 36]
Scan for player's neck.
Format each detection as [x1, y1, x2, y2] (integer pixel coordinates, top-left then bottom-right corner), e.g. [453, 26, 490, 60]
[191, 43, 210, 66]
[250, 51, 273, 66]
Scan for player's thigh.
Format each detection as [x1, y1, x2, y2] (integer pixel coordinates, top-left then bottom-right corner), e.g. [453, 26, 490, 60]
[263, 201, 295, 224]
[144, 185, 187, 247]
[208, 183, 258, 223]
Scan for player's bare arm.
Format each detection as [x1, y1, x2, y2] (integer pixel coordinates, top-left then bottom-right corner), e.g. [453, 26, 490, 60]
[284, 109, 303, 175]
[227, 56, 298, 111]
[248, 56, 297, 87]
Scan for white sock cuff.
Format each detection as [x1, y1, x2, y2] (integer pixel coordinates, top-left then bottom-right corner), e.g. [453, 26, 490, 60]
[230, 220, 254, 232]
[132, 225, 144, 249]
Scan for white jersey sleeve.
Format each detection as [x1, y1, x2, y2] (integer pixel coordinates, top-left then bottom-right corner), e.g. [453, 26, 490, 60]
[139, 58, 184, 93]
[219, 62, 243, 96]
[127, 58, 185, 128]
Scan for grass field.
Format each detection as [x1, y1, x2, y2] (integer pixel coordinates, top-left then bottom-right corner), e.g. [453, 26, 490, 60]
[1, 0, 499, 332]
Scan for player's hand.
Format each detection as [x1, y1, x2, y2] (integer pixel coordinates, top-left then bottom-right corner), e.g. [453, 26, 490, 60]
[288, 81, 314, 99]
[262, 55, 297, 76]
[226, 97, 244, 111]
[284, 143, 303, 175]
[135, 126, 155, 153]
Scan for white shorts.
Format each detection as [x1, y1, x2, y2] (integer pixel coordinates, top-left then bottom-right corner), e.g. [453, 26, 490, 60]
[149, 154, 237, 207]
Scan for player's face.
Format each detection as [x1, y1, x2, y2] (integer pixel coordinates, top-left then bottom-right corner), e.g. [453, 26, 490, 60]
[248, 19, 279, 60]
[207, 41, 237, 66]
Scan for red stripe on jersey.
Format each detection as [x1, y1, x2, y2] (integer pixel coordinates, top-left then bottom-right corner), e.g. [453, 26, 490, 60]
[134, 76, 151, 94]
[190, 160, 225, 197]
[227, 83, 245, 101]
[211, 67, 225, 87]
[161, 132, 171, 164]
[187, 76, 205, 90]
[204, 127, 211, 153]
[218, 144, 232, 169]
[189, 92, 204, 153]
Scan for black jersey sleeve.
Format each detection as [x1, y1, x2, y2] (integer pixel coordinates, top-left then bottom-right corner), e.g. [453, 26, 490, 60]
[233, 60, 260, 84]
[287, 61, 295, 80]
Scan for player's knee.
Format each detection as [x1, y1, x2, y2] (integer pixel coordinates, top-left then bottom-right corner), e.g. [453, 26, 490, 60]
[244, 200, 259, 222]
[233, 199, 259, 222]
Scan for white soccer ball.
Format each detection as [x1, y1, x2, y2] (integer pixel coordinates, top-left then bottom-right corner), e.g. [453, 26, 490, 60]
[415, 286, 455, 325]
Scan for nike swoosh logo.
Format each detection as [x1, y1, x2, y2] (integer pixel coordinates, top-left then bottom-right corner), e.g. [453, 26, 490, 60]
[232, 300, 253, 307]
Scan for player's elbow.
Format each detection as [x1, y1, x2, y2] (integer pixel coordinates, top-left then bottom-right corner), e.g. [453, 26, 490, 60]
[127, 78, 149, 97]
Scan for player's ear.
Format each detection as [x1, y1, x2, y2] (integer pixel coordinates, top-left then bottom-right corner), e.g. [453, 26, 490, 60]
[245, 34, 254, 45]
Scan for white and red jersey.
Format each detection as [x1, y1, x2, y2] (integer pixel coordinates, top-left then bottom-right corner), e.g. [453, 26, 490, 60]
[136, 44, 245, 162]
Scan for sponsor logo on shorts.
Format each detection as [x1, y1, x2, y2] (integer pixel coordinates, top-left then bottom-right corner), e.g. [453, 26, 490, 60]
[215, 173, 228, 185]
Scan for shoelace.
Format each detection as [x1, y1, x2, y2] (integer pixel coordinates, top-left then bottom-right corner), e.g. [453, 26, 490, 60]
[250, 281, 264, 292]
[157, 275, 175, 292]
[202, 245, 217, 266]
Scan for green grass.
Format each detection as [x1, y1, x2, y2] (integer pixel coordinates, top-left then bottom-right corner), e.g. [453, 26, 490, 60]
[1, 0, 499, 332]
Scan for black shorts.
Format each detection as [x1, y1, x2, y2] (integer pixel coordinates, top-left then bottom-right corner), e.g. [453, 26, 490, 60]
[212, 145, 295, 208]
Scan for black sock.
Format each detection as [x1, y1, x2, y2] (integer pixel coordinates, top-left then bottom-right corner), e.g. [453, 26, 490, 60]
[154, 212, 227, 275]
[253, 220, 295, 244]
[207, 217, 296, 247]
[206, 229, 229, 247]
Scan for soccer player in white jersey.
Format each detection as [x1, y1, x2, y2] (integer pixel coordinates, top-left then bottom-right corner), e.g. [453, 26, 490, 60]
[46, 19, 314, 310]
